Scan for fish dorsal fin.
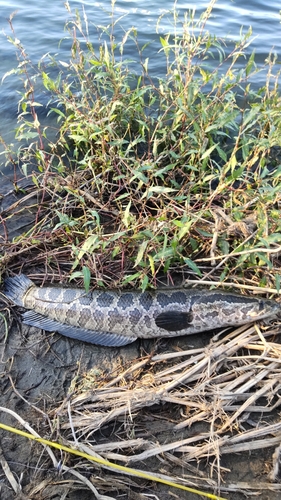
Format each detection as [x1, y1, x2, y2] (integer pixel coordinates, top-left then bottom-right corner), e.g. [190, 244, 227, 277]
[22, 311, 136, 347]
[155, 311, 193, 332]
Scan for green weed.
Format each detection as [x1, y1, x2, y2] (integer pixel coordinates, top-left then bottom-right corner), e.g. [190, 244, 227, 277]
[1, 1, 281, 291]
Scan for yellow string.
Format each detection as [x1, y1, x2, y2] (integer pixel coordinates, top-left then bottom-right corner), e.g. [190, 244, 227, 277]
[0, 422, 227, 500]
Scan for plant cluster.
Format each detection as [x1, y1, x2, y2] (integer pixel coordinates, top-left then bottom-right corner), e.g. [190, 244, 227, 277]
[1, 1, 281, 292]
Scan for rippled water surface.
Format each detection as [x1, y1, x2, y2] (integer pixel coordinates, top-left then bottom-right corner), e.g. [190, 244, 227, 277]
[0, 0, 280, 186]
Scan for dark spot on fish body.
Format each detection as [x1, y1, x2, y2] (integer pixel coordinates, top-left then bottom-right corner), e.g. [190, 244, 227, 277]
[205, 310, 219, 319]
[66, 302, 91, 327]
[156, 291, 188, 307]
[156, 293, 172, 307]
[96, 292, 115, 308]
[80, 307, 94, 327]
[117, 293, 135, 310]
[129, 308, 142, 326]
[77, 294, 92, 306]
[170, 291, 189, 304]
[143, 314, 152, 330]
[108, 307, 123, 329]
[138, 292, 154, 311]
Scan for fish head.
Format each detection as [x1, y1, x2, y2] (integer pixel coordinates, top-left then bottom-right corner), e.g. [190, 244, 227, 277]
[217, 294, 280, 325]
[191, 292, 280, 328]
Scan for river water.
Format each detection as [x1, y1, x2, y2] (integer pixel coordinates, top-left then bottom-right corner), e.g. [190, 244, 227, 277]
[0, 0, 280, 191]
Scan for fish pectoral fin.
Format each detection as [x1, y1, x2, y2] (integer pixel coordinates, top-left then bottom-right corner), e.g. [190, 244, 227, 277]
[155, 311, 193, 332]
[22, 311, 137, 347]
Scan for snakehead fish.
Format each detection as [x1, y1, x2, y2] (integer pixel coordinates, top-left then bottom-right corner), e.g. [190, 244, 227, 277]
[3, 274, 279, 347]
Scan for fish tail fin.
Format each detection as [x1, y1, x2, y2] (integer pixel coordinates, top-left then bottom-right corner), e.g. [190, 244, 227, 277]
[4, 274, 35, 307]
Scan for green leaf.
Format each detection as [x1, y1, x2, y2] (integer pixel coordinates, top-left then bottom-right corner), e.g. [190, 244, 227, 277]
[122, 272, 142, 285]
[184, 258, 202, 277]
[141, 274, 149, 291]
[122, 201, 132, 228]
[89, 59, 101, 66]
[255, 252, 273, 269]
[245, 50, 256, 77]
[134, 240, 148, 267]
[259, 233, 281, 246]
[200, 143, 218, 160]
[2, 68, 17, 83]
[148, 254, 155, 276]
[72, 235, 101, 270]
[159, 35, 170, 56]
[69, 271, 84, 281]
[141, 186, 176, 199]
[143, 58, 149, 73]
[160, 36, 169, 48]
[83, 266, 91, 292]
[178, 220, 192, 241]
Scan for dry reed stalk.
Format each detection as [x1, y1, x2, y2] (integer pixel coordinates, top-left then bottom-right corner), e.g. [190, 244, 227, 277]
[0, 439, 21, 494]
[185, 279, 281, 295]
[50, 319, 281, 494]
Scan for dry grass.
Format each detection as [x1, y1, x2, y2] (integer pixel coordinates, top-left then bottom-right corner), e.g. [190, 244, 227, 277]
[43, 318, 281, 497]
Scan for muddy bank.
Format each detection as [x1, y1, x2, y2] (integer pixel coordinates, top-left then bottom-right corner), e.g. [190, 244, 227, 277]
[0, 317, 140, 500]
[1, 313, 281, 500]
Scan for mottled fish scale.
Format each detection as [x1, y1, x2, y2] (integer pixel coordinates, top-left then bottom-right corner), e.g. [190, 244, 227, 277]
[3, 274, 279, 347]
